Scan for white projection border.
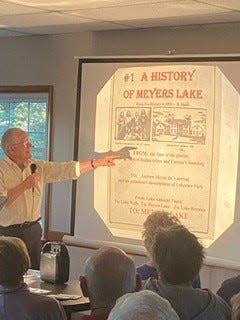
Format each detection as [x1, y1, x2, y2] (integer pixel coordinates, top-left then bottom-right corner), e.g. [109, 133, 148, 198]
[67, 55, 240, 265]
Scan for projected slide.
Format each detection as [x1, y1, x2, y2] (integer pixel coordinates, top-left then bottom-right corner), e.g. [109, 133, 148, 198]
[93, 64, 239, 240]
[72, 58, 240, 249]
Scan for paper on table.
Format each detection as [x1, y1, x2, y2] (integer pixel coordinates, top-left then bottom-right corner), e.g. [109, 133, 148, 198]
[47, 294, 82, 300]
[29, 287, 51, 294]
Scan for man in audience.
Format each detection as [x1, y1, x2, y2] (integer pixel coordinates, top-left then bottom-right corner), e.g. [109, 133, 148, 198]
[217, 275, 240, 305]
[107, 290, 179, 320]
[137, 210, 201, 288]
[80, 246, 141, 320]
[0, 236, 67, 320]
[144, 225, 231, 319]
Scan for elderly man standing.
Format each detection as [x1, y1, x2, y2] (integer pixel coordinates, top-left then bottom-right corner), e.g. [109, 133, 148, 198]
[0, 127, 120, 269]
[80, 246, 141, 320]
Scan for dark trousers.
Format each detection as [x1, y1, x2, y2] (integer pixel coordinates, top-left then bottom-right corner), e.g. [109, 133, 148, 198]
[0, 221, 42, 269]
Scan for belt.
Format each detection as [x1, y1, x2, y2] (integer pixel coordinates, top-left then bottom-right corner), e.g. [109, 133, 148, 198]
[0, 217, 41, 229]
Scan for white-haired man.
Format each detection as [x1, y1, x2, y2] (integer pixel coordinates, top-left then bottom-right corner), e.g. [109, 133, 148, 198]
[0, 128, 120, 269]
[80, 246, 141, 320]
[108, 290, 179, 320]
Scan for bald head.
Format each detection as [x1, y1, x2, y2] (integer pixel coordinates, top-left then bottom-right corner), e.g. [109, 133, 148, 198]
[82, 246, 137, 309]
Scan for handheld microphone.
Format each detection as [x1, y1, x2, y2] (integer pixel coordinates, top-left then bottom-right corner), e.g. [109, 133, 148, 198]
[30, 163, 37, 193]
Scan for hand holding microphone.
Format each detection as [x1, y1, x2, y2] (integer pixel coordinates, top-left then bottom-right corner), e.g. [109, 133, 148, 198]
[30, 163, 37, 174]
[25, 163, 40, 194]
[30, 163, 37, 193]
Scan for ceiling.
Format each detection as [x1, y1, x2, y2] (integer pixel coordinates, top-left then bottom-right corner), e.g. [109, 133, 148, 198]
[0, 0, 240, 37]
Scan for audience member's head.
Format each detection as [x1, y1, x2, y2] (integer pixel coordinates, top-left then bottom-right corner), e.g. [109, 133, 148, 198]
[142, 211, 181, 257]
[80, 246, 141, 316]
[0, 236, 30, 286]
[231, 292, 240, 320]
[152, 225, 204, 285]
[107, 290, 179, 320]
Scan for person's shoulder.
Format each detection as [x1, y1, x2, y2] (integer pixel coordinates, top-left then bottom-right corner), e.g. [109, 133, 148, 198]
[29, 293, 66, 318]
[193, 289, 231, 320]
[0, 156, 10, 168]
[217, 275, 240, 295]
[29, 292, 61, 307]
[205, 289, 231, 309]
[216, 275, 240, 303]
[220, 275, 240, 288]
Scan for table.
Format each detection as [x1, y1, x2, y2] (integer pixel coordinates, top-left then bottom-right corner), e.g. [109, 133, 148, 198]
[24, 269, 90, 320]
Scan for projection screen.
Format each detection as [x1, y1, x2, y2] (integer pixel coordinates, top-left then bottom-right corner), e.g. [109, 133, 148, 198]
[69, 55, 240, 254]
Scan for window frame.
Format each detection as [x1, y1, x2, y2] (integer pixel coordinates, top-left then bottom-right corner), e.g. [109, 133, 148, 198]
[0, 85, 54, 240]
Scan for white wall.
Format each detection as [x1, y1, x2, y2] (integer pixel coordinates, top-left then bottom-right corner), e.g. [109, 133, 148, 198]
[1, 22, 240, 290]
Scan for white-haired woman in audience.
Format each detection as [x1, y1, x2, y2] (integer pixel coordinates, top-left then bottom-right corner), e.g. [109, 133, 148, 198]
[107, 290, 179, 320]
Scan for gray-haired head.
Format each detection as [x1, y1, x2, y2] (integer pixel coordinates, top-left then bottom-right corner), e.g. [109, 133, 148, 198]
[1, 128, 25, 153]
[142, 211, 181, 257]
[108, 290, 179, 320]
[0, 236, 30, 286]
[82, 246, 137, 309]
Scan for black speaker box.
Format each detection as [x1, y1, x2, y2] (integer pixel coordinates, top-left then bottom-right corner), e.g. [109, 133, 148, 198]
[40, 242, 69, 284]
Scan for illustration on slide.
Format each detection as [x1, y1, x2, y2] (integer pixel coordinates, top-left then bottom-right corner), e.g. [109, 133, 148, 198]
[152, 107, 206, 144]
[115, 107, 151, 141]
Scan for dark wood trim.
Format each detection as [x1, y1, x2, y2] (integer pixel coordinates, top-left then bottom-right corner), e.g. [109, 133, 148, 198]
[78, 55, 240, 64]
[70, 62, 83, 236]
[0, 85, 54, 241]
[43, 86, 54, 240]
[0, 86, 53, 93]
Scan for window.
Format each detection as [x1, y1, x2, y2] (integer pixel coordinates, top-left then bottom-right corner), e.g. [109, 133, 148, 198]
[0, 86, 53, 239]
[0, 88, 52, 159]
